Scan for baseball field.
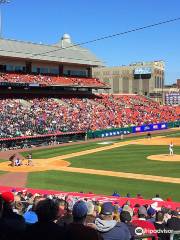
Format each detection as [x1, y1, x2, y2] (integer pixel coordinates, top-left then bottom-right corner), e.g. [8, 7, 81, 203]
[0, 129, 179, 201]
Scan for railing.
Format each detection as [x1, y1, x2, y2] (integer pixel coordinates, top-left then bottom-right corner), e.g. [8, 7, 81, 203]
[134, 235, 155, 240]
[170, 231, 180, 240]
[0, 131, 86, 151]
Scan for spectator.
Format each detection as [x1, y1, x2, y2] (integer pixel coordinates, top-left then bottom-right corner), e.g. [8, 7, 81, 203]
[65, 200, 102, 240]
[23, 200, 38, 225]
[95, 202, 131, 240]
[112, 191, 120, 197]
[25, 199, 65, 240]
[132, 206, 158, 240]
[136, 193, 143, 199]
[85, 201, 96, 224]
[167, 210, 180, 231]
[152, 194, 163, 201]
[0, 189, 179, 240]
[0, 94, 179, 139]
[120, 211, 136, 239]
[0, 191, 26, 239]
[126, 193, 131, 198]
[57, 198, 74, 227]
[154, 211, 171, 240]
[147, 207, 156, 223]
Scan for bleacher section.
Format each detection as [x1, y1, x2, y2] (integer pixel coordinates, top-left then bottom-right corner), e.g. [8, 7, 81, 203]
[0, 94, 179, 138]
[0, 72, 107, 88]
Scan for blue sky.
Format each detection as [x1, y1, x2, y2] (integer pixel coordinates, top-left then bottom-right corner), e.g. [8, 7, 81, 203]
[1, 0, 180, 84]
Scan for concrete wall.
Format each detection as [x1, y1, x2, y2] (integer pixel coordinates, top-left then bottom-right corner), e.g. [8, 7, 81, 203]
[92, 61, 165, 96]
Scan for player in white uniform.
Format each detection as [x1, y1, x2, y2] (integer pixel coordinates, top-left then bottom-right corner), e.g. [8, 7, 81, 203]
[169, 142, 174, 156]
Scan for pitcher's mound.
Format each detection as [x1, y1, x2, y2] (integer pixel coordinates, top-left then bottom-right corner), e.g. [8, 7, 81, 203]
[147, 154, 180, 162]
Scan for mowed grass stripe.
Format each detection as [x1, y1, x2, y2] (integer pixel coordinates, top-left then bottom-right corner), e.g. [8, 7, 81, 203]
[21, 142, 107, 159]
[67, 145, 180, 178]
[22, 129, 180, 159]
[164, 132, 180, 137]
[27, 170, 180, 201]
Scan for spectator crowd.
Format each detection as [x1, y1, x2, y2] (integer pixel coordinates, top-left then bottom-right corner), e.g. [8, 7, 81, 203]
[0, 190, 179, 240]
[0, 94, 179, 138]
[0, 72, 106, 87]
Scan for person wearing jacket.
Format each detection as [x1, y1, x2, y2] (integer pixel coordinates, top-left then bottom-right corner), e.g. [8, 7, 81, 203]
[94, 202, 131, 240]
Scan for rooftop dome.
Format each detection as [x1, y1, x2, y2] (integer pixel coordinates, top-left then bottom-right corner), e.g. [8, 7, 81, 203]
[61, 33, 71, 43]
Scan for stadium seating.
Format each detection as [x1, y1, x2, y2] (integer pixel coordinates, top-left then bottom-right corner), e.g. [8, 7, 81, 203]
[0, 187, 179, 240]
[0, 94, 179, 138]
[0, 72, 107, 87]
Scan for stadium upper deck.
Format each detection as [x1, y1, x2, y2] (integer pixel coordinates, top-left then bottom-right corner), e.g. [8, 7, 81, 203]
[0, 34, 109, 90]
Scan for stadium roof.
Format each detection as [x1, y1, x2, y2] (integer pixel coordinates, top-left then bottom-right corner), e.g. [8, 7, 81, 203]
[0, 34, 104, 66]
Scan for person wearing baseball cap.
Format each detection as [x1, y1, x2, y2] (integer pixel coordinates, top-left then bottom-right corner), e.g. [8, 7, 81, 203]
[132, 205, 158, 240]
[65, 200, 102, 240]
[0, 191, 26, 239]
[95, 202, 131, 240]
[1, 191, 14, 204]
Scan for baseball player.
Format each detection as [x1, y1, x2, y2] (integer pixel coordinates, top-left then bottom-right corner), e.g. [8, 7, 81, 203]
[169, 142, 174, 156]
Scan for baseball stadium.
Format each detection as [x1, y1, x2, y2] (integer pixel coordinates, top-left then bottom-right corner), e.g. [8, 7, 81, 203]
[0, 34, 179, 198]
[0, 6, 180, 239]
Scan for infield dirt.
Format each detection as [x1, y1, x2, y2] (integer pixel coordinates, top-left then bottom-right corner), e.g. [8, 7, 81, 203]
[0, 136, 179, 184]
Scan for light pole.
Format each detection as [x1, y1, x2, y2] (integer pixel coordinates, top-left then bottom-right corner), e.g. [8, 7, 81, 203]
[0, 0, 10, 38]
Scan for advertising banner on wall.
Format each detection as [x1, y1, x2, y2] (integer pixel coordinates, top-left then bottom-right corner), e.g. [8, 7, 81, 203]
[132, 123, 168, 133]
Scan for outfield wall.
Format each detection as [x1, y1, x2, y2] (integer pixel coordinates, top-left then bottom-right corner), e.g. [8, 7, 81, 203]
[87, 121, 180, 139]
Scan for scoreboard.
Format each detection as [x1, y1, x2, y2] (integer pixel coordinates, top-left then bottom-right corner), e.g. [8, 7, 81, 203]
[134, 67, 152, 74]
[165, 93, 180, 105]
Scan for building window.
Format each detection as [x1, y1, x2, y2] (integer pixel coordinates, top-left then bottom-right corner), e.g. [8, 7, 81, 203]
[32, 67, 38, 73]
[157, 76, 160, 88]
[94, 71, 100, 76]
[6, 65, 25, 72]
[159, 77, 162, 88]
[49, 68, 58, 75]
[113, 71, 119, 75]
[64, 70, 87, 77]
[49, 68, 59, 75]
[6, 65, 14, 71]
[15, 66, 24, 72]
[39, 68, 48, 74]
[103, 71, 110, 76]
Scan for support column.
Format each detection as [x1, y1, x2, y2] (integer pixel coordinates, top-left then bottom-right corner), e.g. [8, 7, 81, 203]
[87, 67, 92, 78]
[59, 64, 64, 76]
[26, 62, 32, 73]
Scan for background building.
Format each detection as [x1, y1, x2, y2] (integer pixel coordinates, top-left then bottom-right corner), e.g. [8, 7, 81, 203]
[177, 79, 180, 89]
[162, 79, 180, 105]
[92, 60, 165, 99]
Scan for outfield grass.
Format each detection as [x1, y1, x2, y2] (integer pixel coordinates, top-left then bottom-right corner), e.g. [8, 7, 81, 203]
[0, 159, 7, 163]
[22, 129, 180, 159]
[67, 145, 180, 178]
[27, 170, 180, 201]
[21, 142, 108, 159]
[24, 130, 180, 200]
[163, 131, 180, 138]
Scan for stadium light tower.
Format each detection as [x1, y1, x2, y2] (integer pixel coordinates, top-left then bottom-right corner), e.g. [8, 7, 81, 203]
[0, 0, 10, 38]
